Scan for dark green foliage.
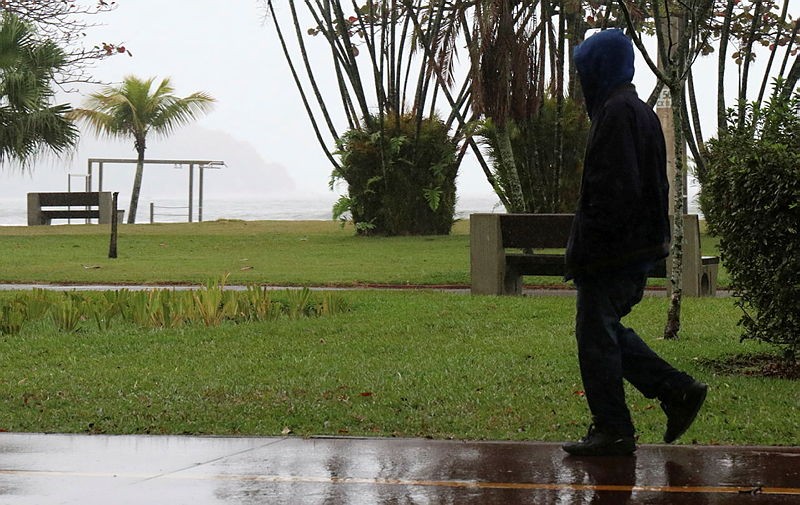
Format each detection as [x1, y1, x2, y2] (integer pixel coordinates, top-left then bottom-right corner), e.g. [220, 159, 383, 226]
[480, 97, 589, 213]
[332, 114, 459, 236]
[0, 13, 77, 165]
[701, 91, 800, 360]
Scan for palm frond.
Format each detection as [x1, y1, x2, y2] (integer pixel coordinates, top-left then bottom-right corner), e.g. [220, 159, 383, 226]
[149, 92, 216, 137]
[0, 12, 76, 166]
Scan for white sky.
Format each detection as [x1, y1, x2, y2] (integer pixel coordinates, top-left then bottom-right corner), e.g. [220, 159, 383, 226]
[1, 0, 796, 209]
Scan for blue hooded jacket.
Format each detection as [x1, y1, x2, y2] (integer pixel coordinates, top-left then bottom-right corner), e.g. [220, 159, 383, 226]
[573, 29, 635, 119]
[565, 30, 670, 279]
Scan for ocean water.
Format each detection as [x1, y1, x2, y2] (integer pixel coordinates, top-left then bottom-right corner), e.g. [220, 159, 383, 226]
[1, 192, 701, 227]
[0, 195, 505, 226]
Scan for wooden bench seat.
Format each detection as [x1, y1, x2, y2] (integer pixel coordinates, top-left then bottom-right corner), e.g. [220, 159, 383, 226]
[470, 213, 719, 296]
[28, 192, 114, 226]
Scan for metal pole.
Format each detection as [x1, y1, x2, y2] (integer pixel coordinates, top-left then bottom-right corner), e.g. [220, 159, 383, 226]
[87, 159, 93, 191]
[150, 202, 154, 224]
[188, 163, 194, 223]
[84, 176, 90, 224]
[99, 162, 104, 192]
[66, 175, 72, 225]
[199, 165, 204, 222]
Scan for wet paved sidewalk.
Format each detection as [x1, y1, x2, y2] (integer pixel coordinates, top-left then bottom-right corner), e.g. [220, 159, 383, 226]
[1, 434, 797, 504]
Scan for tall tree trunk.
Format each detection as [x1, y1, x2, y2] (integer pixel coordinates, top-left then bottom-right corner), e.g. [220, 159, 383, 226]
[779, 49, 800, 101]
[755, 0, 789, 107]
[267, 0, 343, 170]
[553, 0, 566, 212]
[737, 0, 764, 130]
[664, 84, 686, 340]
[716, 0, 735, 134]
[777, 19, 800, 80]
[127, 144, 145, 224]
[495, 122, 526, 212]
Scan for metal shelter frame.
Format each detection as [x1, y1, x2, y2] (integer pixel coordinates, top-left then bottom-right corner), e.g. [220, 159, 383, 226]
[86, 158, 225, 222]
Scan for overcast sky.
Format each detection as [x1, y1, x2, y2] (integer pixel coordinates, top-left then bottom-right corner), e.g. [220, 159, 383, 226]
[1, 0, 794, 208]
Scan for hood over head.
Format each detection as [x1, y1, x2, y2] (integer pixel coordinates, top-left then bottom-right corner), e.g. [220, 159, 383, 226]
[573, 29, 635, 118]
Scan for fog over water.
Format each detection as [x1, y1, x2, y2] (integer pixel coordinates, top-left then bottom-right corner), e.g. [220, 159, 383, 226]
[0, 194, 506, 226]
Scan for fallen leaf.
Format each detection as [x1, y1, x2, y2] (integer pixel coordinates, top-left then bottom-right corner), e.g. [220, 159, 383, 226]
[281, 427, 292, 435]
[82, 265, 101, 269]
[240, 266, 254, 271]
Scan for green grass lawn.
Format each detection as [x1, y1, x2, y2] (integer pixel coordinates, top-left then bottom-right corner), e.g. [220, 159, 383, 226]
[0, 219, 729, 287]
[0, 291, 796, 445]
[2, 220, 790, 446]
[0, 220, 470, 286]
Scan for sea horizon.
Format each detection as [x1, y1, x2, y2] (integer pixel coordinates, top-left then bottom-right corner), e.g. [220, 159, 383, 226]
[0, 194, 506, 226]
[1, 192, 702, 227]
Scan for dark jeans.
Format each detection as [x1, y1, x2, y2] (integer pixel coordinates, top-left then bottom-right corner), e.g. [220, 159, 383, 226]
[574, 272, 694, 436]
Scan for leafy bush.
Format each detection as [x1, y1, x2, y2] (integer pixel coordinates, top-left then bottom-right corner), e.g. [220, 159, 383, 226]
[480, 96, 589, 213]
[701, 91, 800, 360]
[332, 113, 459, 236]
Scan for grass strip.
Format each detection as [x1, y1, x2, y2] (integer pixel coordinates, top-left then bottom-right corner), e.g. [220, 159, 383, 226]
[0, 220, 728, 287]
[1, 291, 795, 445]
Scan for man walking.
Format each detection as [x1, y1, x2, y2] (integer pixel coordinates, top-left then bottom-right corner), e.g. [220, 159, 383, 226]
[562, 29, 707, 456]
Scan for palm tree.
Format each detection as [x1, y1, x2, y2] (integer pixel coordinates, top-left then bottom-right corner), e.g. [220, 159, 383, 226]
[70, 76, 214, 223]
[0, 12, 77, 165]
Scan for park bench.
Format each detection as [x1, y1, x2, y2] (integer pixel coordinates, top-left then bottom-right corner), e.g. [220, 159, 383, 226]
[470, 213, 719, 296]
[27, 192, 114, 226]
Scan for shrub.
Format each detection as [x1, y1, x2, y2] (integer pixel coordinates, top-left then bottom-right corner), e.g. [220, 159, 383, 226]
[331, 113, 459, 236]
[701, 91, 800, 360]
[479, 96, 589, 213]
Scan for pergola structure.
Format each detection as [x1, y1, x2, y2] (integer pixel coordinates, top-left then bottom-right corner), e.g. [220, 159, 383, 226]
[86, 158, 225, 222]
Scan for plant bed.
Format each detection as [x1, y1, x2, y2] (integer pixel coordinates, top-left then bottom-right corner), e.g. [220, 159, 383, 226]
[699, 353, 800, 380]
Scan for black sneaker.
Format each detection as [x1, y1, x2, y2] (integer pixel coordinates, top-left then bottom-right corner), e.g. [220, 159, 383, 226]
[562, 424, 636, 456]
[662, 381, 708, 443]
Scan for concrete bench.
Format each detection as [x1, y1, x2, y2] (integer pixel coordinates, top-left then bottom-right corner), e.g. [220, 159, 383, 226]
[27, 192, 114, 226]
[470, 213, 719, 296]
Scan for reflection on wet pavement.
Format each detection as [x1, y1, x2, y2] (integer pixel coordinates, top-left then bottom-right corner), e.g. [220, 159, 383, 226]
[1, 434, 798, 504]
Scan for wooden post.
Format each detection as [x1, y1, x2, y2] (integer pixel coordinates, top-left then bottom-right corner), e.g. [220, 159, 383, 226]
[108, 192, 119, 259]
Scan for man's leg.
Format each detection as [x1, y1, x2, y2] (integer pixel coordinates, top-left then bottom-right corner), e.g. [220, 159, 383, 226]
[569, 272, 707, 449]
[572, 273, 639, 437]
[564, 273, 639, 455]
[619, 325, 695, 399]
